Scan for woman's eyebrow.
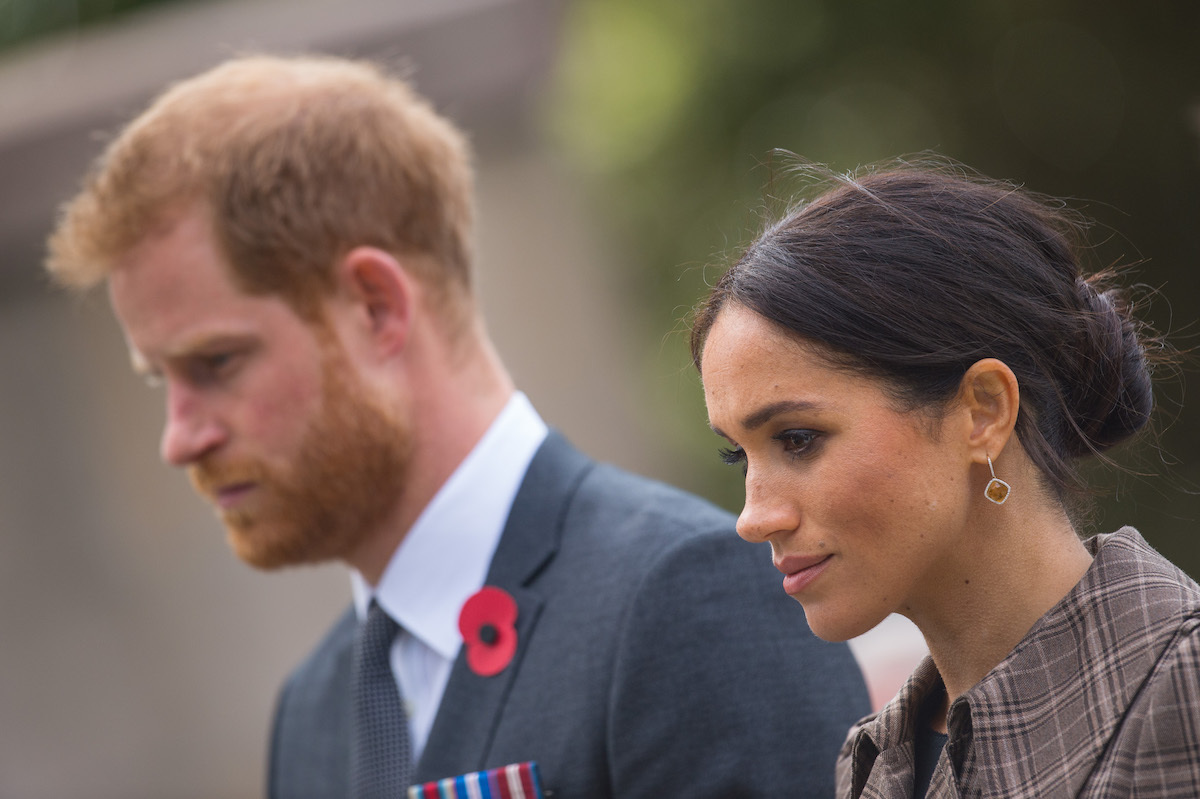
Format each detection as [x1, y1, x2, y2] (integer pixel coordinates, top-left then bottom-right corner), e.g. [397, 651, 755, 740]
[740, 399, 821, 431]
[710, 399, 823, 439]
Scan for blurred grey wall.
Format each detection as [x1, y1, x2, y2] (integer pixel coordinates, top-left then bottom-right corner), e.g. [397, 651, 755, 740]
[0, 1, 684, 795]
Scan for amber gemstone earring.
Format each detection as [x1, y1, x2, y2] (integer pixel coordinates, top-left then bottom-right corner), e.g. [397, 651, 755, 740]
[984, 455, 1010, 505]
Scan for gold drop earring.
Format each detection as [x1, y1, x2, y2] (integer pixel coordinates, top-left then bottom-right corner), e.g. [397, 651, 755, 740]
[984, 455, 1010, 505]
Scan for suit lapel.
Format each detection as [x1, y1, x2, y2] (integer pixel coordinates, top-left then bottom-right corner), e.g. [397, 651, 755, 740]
[415, 433, 593, 782]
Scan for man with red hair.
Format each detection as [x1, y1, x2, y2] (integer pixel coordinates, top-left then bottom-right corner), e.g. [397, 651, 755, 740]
[47, 54, 868, 798]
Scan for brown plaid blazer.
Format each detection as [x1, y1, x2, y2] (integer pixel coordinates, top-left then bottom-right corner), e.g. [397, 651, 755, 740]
[837, 527, 1200, 798]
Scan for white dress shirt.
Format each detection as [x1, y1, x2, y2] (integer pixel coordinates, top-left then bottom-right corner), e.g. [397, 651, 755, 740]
[349, 392, 548, 762]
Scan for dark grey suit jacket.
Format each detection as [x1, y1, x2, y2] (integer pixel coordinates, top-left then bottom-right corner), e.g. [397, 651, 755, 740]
[268, 432, 869, 797]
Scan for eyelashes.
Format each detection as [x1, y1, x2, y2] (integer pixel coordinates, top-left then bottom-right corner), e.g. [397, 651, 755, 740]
[716, 429, 822, 471]
[718, 446, 746, 466]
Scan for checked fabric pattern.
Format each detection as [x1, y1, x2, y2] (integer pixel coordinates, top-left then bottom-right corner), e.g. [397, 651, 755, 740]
[837, 527, 1200, 798]
[350, 601, 412, 799]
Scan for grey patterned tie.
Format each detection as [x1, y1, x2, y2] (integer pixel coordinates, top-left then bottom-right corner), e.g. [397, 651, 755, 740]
[350, 601, 412, 798]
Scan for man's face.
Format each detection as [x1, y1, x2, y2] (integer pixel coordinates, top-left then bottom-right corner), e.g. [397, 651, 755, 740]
[108, 208, 411, 569]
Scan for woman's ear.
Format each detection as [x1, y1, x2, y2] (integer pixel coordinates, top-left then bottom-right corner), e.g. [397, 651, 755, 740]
[960, 358, 1020, 462]
[334, 246, 413, 356]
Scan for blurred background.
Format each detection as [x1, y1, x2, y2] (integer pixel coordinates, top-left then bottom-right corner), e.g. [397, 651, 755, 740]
[1, 0, 1197, 795]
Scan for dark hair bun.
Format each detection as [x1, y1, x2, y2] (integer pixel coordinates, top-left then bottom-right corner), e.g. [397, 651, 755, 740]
[691, 160, 1168, 502]
[1065, 279, 1154, 456]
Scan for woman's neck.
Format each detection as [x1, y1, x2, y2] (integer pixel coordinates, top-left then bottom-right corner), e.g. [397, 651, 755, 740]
[906, 501, 1093, 715]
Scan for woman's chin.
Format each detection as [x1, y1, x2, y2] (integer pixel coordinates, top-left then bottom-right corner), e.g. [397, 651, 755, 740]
[800, 603, 883, 643]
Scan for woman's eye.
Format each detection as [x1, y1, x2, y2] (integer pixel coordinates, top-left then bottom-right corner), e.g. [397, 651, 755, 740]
[777, 429, 820, 457]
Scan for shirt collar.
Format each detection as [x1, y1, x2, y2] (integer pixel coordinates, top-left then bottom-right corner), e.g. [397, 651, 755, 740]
[350, 392, 548, 659]
[843, 654, 942, 796]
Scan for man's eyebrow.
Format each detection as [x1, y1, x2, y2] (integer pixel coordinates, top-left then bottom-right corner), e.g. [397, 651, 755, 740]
[130, 331, 258, 375]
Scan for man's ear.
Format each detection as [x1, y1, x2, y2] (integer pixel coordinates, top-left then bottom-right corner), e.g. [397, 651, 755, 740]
[960, 358, 1020, 462]
[335, 246, 413, 356]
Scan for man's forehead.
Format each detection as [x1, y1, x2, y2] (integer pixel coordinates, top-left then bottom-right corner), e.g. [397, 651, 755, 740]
[108, 213, 248, 333]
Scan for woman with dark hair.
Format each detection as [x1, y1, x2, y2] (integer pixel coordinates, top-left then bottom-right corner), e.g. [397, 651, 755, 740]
[692, 162, 1200, 798]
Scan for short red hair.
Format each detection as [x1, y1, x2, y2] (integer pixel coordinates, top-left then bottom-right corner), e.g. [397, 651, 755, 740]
[48, 54, 475, 325]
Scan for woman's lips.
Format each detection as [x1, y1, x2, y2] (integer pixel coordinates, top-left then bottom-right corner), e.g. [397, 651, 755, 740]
[776, 554, 833, 595]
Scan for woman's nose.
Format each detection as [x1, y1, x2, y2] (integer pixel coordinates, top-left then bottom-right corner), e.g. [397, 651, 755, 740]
[736, 471, 799, 543]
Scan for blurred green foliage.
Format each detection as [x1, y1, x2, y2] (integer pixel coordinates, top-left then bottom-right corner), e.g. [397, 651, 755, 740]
[0, 0, 191, 51]
[548, 0, 1200, 574]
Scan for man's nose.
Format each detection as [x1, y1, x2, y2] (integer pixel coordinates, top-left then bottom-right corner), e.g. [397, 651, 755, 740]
[159, 384, 226, 466]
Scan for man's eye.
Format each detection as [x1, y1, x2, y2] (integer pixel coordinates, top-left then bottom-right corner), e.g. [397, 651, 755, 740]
[203, 353, 233, 370]
[190, 352, 240, 383]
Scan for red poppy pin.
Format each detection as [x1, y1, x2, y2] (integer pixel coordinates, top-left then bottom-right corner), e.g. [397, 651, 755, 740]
[458, 586, 518, 677]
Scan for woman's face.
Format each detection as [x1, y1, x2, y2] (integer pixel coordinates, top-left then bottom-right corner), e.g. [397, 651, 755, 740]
[700, 304, 975, 642]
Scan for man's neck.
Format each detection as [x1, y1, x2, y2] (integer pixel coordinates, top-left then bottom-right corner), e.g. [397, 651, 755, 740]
[348, 326, 514, 585]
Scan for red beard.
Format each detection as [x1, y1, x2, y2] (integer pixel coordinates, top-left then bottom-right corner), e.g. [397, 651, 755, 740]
[190, 352, 411, 570]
